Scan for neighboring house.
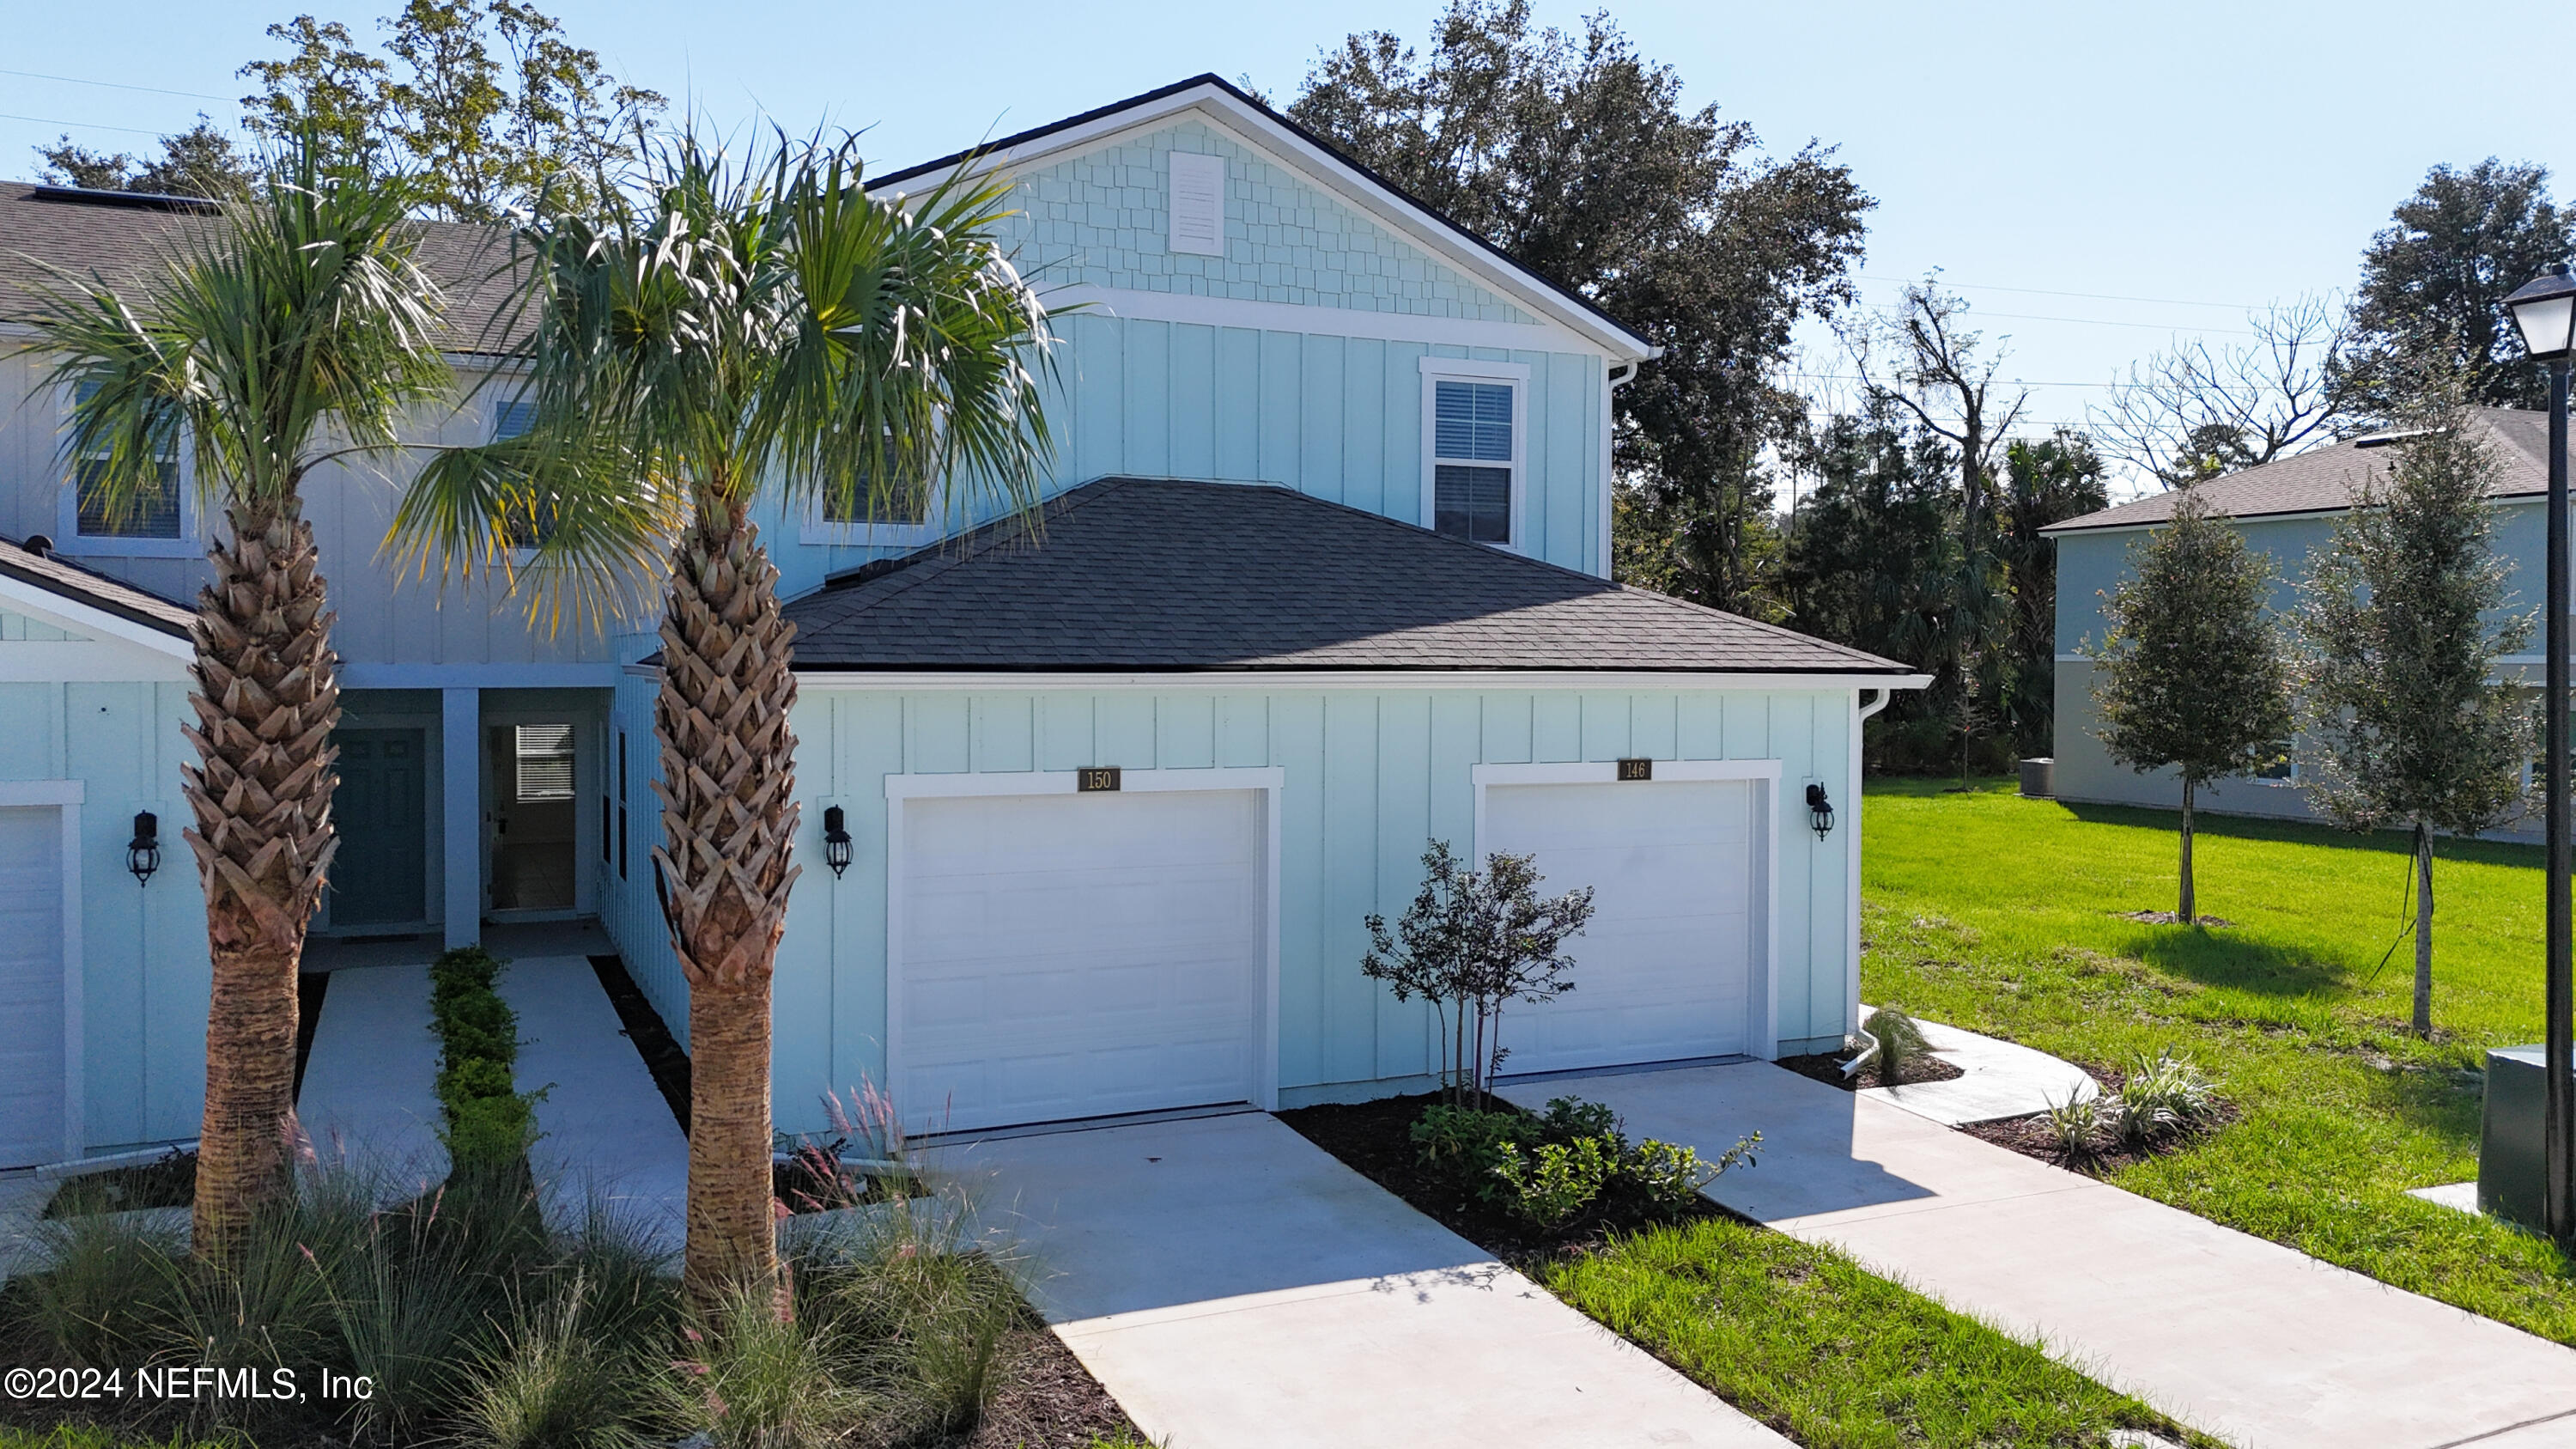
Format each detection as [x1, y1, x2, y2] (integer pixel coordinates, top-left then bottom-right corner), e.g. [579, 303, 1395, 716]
[2044, 405, 2571, 839]
[0, 75, 1923, 1166]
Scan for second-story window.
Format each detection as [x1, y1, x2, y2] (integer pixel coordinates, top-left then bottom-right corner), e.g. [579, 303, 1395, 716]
[1425, 374, 1521, 546]
[68, 380, 185, 545]
[818, 477, 932, 528]
[492, 397, 557, 548]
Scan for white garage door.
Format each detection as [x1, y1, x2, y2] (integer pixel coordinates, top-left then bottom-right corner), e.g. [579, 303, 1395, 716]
[1482, 779, 1759, 1076]
[894, 788, 1266, 1134]
[0, 807, 70, 1168]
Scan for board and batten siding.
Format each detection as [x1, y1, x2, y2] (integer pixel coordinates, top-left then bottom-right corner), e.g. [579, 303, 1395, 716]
[769, 319, 1609, 597]
[0, 347, 647, 675]
[0, 667, 206, 1152]
[597, 682, 1858, 1135]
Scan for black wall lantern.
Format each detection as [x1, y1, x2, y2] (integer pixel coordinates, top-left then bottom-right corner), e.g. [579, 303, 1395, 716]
[126, 810, 161, 886]
[1804, 783, 1835, 841]
[822, 805, 853, 880]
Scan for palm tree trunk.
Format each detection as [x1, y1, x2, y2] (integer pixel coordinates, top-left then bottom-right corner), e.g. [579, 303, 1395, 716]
[2178, 778, 2196, 924]
[181, 500, 340, 1257]
[2414, 821, 2435, 1038]
[653, 496, 800, 1312]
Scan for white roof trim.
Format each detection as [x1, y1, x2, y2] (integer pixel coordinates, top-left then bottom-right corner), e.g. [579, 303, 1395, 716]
[870, 81, 1656, 364]
[796, 669, 1931, 692]
[0, 569, 191, 661]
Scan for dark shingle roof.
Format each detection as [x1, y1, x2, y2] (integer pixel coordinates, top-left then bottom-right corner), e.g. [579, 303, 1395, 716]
[2044, 407, 2573, 533]
[782, 478, 1911, 675]
[0, 182, 528, 356]
[0, 535, 194, 638]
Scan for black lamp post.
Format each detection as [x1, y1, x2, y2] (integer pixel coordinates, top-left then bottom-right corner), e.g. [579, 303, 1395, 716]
[2506, 261, 2576, 1244]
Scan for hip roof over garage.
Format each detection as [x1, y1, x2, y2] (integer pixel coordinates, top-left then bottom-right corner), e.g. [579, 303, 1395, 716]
[781, 477, 1913, 677]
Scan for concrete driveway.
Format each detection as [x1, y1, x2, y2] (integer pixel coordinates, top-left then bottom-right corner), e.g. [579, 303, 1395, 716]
[1501, 1062, 2576, 1449]
[953, 1111, 1788, 1449]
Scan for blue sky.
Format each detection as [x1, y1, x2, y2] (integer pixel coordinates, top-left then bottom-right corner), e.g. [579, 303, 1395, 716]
[6, 0, 2567, 489]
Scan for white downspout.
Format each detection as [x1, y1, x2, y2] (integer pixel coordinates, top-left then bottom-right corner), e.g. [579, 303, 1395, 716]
[1600, 360, 1638, 578]
[1846, 687, 1894, 1049]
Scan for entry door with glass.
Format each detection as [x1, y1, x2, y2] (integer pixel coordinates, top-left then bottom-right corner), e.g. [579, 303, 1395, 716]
[489, 723, 578, 912]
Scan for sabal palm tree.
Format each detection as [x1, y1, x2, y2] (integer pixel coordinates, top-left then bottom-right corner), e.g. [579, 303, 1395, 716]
[393, 134, 1060, 1308]
[20, 131, 456, 1254]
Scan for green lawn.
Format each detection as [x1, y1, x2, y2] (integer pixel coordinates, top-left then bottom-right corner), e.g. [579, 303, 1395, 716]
[1541, 1219, 2222, 1448]
[1862, 776, 2576, 1342]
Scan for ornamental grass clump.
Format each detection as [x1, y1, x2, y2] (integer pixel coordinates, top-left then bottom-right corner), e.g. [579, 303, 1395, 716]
[1866, 1007, 1932, 1086]
[2112, 1050, 2221, 1151]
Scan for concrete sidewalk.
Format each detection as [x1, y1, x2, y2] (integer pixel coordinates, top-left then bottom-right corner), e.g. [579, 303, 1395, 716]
[958, 1111, 1789, 1449]
[297, 961, 449, 1194]
[1502, 1062, 2576, 1449]
[500, 955, 688, 1255]
[1857, 1005, 2099, 1126]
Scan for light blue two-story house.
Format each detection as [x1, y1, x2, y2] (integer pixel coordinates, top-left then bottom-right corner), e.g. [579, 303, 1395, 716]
[2044, 405, 2567, 841]
[0, 75, 1922, 1165]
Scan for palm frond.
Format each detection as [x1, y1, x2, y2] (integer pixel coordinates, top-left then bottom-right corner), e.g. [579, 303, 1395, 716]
[17, 126, 454, 524]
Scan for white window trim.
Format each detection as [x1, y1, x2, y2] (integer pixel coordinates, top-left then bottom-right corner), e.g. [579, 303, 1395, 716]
[1467, 758, 1782, 1062]
[55, 387, 199, 560]
[798, 483, 949, 551]
[879, 765, 1285, 1124]
[1419, 356, 1532, 551]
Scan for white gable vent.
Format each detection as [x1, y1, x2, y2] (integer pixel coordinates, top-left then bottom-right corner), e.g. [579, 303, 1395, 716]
[1169, 152, 1225, 257]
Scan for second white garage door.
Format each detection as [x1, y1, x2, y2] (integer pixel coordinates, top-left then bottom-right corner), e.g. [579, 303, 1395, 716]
[1481, 778, 1760, 1075]
[892, 787, 1267, 1134]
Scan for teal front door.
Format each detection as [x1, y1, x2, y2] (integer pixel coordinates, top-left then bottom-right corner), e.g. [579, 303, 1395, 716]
[329, 728, 427, 927]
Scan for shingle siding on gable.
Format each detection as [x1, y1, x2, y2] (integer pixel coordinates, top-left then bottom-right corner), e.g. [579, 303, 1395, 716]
[1005, 120, 1536, 323]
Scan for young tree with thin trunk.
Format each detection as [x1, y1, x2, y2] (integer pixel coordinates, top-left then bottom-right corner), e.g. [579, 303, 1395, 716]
[2091, 485, 2294, 923]
[1361, 841, 1595, 1106]
[392, 134, 1060, 1311]
[2298, 409, 2535, 1037]
[20, 129, 454, 1255]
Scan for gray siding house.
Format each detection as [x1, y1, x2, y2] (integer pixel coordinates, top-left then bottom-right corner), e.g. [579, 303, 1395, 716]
[2044, 406, 2570, 838]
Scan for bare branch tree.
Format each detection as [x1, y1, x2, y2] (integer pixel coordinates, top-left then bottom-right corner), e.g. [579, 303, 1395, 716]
[1848, 280, 2030, 541]
[2095, 296, 2348, 488]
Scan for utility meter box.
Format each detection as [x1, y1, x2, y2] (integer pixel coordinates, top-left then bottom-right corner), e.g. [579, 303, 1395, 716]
[2482, 1045, 2558, 1229]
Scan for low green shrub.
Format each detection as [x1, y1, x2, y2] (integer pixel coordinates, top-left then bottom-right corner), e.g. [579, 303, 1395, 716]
[1410, 1103, 1523, 1186]
[428, 946, 542, 1173]
[1492, 1135, 1617, 1228]
[1413, 1095, 1755, 1232]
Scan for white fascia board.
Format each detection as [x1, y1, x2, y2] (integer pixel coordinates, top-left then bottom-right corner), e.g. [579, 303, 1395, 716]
[0, 572, 192, 663]
[1055, 284, 1589, 356]
[2041, 492, 2549, 538]
[795, 669, 1935, 693]
[872, 84, 1656, 364]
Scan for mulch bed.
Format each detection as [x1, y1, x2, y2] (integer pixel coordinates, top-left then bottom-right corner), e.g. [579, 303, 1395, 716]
[1954, 1060, 2239, 1173]
[2115, 910, 2237, 928]
[39, 1148, 196, 1218]
[947, 1320, 1144, 1449]
[590, 952, 692, 1134]
[1278, 1091, 1731, 1263]
[1775, 1046, 1966, 1093]
[293, 969, 330, 1099]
